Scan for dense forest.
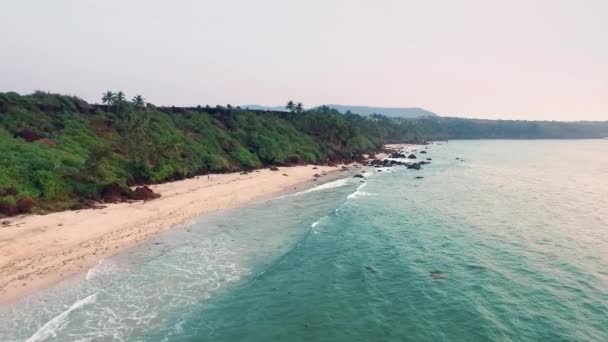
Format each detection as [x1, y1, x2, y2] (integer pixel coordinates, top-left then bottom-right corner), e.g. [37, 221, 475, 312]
[1, 91, 607, 216]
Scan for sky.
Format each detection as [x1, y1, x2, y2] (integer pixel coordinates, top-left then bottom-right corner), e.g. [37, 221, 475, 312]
[1, 0, 606, 121]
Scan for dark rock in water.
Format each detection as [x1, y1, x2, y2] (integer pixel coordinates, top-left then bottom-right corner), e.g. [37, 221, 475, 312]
[364, 265, 377, 273]
[420, 150, 427, 154]
[389, 152, 406, 158]
[312, 166, 318, 169]
[282, 173, 289, 176]
[377, 170, 383, 172]
[430, 270, 446, 279]
[353, 174, 365, 178]
[407, 163, 422, 170]
[313, 173, 321, 178]
[408, 154, 417, 159]
[418, 161, 429, 165]
[270, 166, 280, 171]
[426, 158, 432, 161]
[415, 176, 424, 179]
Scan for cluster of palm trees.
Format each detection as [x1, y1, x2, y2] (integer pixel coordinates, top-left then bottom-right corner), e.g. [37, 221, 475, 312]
[286, 100, 304, 114]
[101, 91, 146, 113]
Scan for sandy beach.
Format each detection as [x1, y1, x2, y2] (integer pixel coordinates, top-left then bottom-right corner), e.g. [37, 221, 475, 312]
[0, 164, 346, 304]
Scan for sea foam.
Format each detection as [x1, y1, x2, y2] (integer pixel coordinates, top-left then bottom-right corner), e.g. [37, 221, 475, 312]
[25, 293, 97, 342]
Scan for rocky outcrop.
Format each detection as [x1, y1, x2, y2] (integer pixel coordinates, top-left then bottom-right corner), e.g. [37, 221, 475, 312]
[131, 186, 160, 201]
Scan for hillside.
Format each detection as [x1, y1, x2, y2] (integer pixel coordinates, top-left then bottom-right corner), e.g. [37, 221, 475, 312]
[0, 92, 410, 216]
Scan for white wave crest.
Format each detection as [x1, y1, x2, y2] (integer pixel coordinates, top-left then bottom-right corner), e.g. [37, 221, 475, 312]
[26, 293, 98, 342]
[347, 182, 369, 200]
[283, 178, 353, 198]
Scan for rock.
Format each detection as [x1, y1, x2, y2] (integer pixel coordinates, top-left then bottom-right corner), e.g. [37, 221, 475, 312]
[312, 166, 318, 169]
[377, 170, 383, 172]
[353, 174, 365, 178]
[426, 158, 432, 161]
[415, 176, 424, 179]
[101, 183, 125, 203]
[285, 155, 307, 166]
[269, 166, 280, 171]
[282, 173, 289, 176]
[407, 154, 417, 159]
[1, 220, 10, 226]
[16, 129, 42, 142]
[407, 163, 422, 170]
[313, 174, 321, 178]
[420, 151, 427, 154]
[130, 186, 160, 201]
[389, 152, 406, 158]
[0, 202, 18, 216]
[16, 197, 35, 214]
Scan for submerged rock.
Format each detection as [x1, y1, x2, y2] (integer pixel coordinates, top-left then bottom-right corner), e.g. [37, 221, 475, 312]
[407, 163, 422, 170]
[364, 265, 377, 273]
[407, 154, 417, 159]
[430, 270, 446, 280]
[353, 174, 365, 179]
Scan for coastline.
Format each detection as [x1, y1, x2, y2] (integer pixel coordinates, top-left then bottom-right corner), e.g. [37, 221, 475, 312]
[0, 164, 351, 305]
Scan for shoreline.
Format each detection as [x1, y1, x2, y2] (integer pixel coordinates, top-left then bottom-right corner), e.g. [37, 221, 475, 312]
[0, 164, 353, 305]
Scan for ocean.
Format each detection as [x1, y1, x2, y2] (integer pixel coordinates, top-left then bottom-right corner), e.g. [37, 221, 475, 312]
[1, 140, 607, 341]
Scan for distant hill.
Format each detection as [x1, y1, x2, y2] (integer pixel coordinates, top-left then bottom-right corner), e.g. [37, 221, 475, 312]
[241, 104, 438, 118]
[324, 105, 439, 118]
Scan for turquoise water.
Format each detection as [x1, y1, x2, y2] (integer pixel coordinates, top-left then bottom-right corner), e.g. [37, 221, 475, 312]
[1, 140, 607, 341]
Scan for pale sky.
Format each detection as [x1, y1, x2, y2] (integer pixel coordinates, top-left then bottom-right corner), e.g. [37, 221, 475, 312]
[1, 0, 607, 120]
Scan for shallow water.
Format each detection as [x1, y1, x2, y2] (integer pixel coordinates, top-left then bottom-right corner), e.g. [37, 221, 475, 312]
[1, 140, 607, 341]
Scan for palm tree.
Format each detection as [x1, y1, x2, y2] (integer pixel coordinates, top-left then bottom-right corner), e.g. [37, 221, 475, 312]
[296, 102, 304, 114]
[115, 91, 126, 114]
[132, 94, 145, 108]
[102, 91, 114, 112]
[286, 100, 295, 112]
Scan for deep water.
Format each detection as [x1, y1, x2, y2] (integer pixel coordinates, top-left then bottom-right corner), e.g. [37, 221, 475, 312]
[1, 140, 607, 341]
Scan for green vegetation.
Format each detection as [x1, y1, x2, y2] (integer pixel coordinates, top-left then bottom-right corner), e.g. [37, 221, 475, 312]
[0, 92, 406, 215]
[1, 91, 607, 217]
